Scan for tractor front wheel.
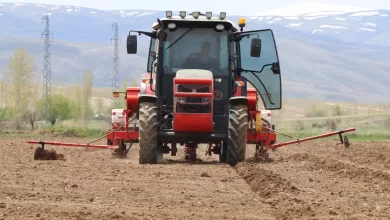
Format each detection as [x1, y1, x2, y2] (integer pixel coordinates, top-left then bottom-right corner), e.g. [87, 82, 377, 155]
[138, 101, 162, 164]
[226, 104, 248, 166]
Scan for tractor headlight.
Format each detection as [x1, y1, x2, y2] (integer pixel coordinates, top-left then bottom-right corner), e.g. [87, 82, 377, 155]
[216, 24, 224, 31]
[168, 22, 176, 29]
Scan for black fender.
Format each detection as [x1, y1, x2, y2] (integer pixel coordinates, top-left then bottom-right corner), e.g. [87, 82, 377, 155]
[136, 94, 158, 119]
[229, 96, 250, 121]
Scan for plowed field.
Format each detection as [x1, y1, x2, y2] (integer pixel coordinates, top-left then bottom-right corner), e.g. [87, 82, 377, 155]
[1, 137, 389, 220]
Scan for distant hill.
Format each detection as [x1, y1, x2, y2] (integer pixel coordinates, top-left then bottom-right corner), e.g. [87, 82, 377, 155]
[0, 2, 389, 103]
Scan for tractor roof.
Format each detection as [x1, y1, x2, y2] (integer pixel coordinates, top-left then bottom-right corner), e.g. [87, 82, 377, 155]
[152, 15, 239, 32]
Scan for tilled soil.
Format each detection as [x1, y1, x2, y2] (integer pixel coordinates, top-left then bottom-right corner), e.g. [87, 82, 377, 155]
[0, 137, 389, 220]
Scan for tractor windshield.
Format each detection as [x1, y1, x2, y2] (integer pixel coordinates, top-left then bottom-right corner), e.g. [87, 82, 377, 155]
[162, 28, 229, 75]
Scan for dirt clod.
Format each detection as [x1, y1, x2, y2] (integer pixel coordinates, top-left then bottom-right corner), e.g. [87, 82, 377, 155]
[33, 147, 65, 160]
[201, 172, 210, 177]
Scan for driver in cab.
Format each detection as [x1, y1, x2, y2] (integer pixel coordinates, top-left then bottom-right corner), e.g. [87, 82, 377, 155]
[182, 41, 218, 70]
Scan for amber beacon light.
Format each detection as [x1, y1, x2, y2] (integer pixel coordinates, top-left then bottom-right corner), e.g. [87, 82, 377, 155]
[238, 17, 246, 31]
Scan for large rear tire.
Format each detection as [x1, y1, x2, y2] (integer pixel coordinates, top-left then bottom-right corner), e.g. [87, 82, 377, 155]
[138, 101, 162, 164]
[226, 104, 248, 166]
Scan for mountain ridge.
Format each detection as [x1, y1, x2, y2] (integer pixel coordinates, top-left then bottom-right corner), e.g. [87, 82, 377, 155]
[0, 2, 389, 104]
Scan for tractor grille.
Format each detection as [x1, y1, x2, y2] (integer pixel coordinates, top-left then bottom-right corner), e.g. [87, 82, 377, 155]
[175, 84, 211, 113]
[177, 84, 210, 103]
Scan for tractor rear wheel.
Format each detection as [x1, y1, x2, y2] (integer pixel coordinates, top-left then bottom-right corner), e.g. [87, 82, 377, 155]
[226, 104, 248, 166]
[138, 101, 162, 164]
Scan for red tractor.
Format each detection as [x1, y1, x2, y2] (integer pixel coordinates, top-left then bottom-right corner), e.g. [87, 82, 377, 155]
[106, 11, 282, 165]
[28, 11, 355, 164]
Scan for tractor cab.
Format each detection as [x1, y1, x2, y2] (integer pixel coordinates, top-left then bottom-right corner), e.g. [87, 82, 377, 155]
[125, 11, 282, 165]
[127, 11, 281, 113]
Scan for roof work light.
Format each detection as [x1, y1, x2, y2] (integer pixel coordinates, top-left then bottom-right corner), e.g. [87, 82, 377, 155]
[219, 12, 226, 19]
[192, 11, 200, 19]
[179, 11, 186, 18]
[206, 12, 212, 19]
[166, 11, 172, 18]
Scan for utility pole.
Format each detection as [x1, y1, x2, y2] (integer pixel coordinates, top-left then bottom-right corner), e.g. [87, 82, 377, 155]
[42, 15, 53, 119]
[111, 23, 119, 108]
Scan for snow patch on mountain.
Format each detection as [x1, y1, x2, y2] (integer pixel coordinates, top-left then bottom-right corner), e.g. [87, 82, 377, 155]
[361, 22, 376, 27]
[303, 16, 327, 20]
[302, 11, 347, 16]
[256, 2, 372, 16]
[267, 18, 282, 23]
[126, 12, 138, 16]
[287, 23, 302, 27]
[312, 29, 324, 34]
[284, 16, 299, 20]
[358, 28, 376, 32]
[137, 12, 156, 16]
[349, 11, 380, 17]
[320, 25, 348, 29]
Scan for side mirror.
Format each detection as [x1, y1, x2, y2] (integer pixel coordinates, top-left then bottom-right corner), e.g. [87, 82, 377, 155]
[250, 38, 261, 57]
[127, 35, 137, 54]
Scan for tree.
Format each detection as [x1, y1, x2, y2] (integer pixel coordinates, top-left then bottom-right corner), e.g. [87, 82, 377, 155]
[7, 49, 34, 129]
[131, 75, 139, 87]
[0, 68, 6, 108]
[95, 97, 104, 116]
[38, 93, 74, 126]
[72, 84, 83, 121]
[24, 73, 41, 129]
[118, 76, 128, 109]
[82, 69, 93, 129]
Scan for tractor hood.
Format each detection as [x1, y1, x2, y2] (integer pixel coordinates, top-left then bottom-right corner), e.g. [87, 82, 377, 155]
[175, 69, 213, 79]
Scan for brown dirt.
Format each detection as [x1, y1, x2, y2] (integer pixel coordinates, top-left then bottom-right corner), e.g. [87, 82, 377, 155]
[0, 137, 389, 220]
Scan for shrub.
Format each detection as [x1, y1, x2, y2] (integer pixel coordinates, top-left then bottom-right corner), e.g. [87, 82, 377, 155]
[325, 118, 341, 131]
[294, 120, 305, 131]
[305, 105, 328, 118]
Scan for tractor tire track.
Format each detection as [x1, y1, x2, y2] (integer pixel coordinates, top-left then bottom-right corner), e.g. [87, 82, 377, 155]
[234, 162, 315, 220]
[235, 141, 390, 219]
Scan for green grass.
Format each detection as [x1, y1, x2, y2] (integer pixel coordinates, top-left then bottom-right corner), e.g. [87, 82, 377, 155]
[275, 131, 390, 143]
[273, 112, 390, 142]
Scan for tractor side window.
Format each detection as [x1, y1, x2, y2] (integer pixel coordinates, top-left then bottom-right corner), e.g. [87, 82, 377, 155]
[147, 37, 156, 73]
[237, 29, 281, 110]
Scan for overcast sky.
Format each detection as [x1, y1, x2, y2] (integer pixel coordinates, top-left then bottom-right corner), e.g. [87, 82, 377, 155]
[0, 0, 389, 15]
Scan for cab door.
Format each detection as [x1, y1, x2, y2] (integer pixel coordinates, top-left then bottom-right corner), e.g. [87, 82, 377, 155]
[235, 29, 282, 110]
